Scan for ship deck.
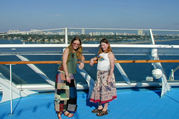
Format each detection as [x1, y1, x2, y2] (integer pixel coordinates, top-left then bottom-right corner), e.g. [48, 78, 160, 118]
[0, 87, 179, 119]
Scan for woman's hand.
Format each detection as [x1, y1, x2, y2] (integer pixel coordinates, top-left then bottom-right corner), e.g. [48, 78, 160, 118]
[66, 75, 71, 83]
[79, 62, 84, 69]
[90, 59, 94, 66]
[107, 75, 112, 84]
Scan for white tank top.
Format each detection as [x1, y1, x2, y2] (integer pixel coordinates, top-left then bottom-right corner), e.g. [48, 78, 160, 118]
[97, 53, 110, 71]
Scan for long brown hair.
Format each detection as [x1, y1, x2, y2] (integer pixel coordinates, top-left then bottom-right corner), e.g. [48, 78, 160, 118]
[68, 36, 83, 60]
[98, 38, 112, 55]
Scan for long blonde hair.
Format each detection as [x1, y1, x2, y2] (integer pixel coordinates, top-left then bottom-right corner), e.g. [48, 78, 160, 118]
[98, 38, 112, 55]
[68, 36, 83, 60]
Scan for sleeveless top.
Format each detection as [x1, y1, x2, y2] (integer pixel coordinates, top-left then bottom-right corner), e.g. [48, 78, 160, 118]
[67, 52, 77, 74]
[97, 53, 110, 71]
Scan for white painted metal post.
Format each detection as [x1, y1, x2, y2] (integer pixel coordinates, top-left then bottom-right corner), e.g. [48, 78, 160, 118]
[150, 29, 171, 97]
[115, 63, 131, 84]
[9, 64, 13, 114]
[65, 27, 68, 44]
[170, 69, 174, 81]
[150, 29, 155, 45]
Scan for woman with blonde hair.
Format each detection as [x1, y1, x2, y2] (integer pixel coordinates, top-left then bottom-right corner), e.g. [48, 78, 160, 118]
[55, 36, 85, 119]
[90, 38, 117, 116]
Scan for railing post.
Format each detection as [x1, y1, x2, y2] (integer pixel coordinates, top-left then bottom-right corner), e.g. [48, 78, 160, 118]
[150, 29, 155, 45]
[9, 64, 13, 115]
[65, 27, 68, 44]
[169, 69, 174, 81]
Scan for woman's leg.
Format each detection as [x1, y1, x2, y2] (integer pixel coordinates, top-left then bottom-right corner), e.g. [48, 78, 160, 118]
[103, 103, 108, 111]
[98, 103, 103, 110]
[65, 79, 77, 116]
[55, 72, 68, 117]
[57, 112, 62, 119]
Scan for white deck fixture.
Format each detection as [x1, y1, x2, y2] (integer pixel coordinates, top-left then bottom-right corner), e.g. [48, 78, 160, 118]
[150, 29, 171, 97]
[115, 63, 131, 84]
[16, 55, 55, 86]
[0, 73, 36, 103]
[77, 64, 94, 98]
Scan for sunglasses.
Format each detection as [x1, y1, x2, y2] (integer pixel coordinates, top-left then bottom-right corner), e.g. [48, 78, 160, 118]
[73, 42, 80, 46]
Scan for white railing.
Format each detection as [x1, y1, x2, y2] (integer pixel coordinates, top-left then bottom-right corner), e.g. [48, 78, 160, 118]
[1, 28, 179, 115]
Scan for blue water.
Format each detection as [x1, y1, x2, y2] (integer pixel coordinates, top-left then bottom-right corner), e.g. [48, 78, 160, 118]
[0, 39, 22, 44]
[1, 39, 179, 85]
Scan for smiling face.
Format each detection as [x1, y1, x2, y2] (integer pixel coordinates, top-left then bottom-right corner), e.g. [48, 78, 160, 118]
[98, 38, 112, 54]
[100, 42, 109, 52]
[72, 39, 81, 50]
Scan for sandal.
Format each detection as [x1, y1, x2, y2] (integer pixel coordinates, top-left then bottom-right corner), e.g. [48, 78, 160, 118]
[96, 110, 108, 116]
[64, 111, 70, 116]
[64, 111, 74, 118]
[68, 113, 74, 118]
[92, 108, 103, 113]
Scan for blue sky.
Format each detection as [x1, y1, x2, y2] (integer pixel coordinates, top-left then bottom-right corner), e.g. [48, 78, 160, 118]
[0, 0, 179, 32]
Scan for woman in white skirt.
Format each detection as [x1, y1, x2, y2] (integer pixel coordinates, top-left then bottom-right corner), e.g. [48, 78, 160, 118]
[89, 38, 117, 116]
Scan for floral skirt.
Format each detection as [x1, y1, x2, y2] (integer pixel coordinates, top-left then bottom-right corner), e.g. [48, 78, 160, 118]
[54, 72, 77, 113]
[90, 70, 117, 104]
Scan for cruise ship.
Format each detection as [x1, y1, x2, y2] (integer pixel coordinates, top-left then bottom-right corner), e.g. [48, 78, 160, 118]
[0, 28, 179, 119]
